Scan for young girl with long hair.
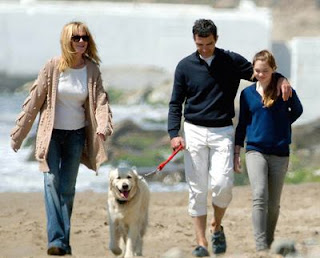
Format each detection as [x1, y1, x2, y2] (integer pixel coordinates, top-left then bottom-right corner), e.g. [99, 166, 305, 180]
[234, 50, 303, 252]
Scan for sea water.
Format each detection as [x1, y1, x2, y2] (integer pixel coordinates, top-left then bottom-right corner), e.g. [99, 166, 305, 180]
[0, 93, 187, 193]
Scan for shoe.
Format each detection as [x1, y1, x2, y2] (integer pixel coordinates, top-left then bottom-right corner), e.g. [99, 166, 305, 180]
[47, 246, 66, 256]
[192, 246, 210, 257]
[211, 225, 226, 254]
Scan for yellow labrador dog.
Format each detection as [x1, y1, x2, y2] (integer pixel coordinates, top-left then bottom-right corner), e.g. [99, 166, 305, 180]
[107, 167, 150, 258]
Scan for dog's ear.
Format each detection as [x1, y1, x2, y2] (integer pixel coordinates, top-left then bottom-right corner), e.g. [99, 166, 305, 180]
[132, 168, 141, 180]
[131, 166, 138, 173]
[109, 169, 114, 180]
[108, 169, 117, 187]
[132, 167, 138, 175]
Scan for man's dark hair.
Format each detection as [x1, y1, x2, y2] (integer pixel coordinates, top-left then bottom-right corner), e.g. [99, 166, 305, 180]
[192, 19, 218, 40]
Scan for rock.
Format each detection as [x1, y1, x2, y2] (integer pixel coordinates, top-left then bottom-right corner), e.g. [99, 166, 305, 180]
[101, 65, 173, 105]
[161, 247, 185, 258]
[270, 239, 298, 257]
[101, 65, 171, 91]
[108, 119, 177, 169]
[0, 73, 35, 93]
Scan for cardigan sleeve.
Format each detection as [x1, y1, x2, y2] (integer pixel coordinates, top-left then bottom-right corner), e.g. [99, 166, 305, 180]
[10, 62, 49, 151]
[94, 69, 113, 137]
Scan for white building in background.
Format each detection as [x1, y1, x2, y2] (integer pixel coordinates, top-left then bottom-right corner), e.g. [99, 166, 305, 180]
[1, 1, 319, 124]
[0, 1, 271, 76]
[290, 37, 320, 125]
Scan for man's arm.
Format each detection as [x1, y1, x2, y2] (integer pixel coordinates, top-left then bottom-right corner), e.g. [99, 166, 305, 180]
[168, 64, 186, 149]
[288, 89, 303, 124]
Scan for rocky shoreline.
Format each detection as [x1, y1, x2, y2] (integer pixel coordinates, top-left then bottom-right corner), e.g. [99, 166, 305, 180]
[9, 62, 320, 186]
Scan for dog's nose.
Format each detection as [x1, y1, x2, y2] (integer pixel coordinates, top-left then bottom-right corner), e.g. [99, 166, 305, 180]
[122, 183, 129, 190]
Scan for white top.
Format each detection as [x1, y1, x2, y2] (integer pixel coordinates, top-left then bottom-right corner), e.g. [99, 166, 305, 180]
[256, 81, 265, 97]
[200, 55, 215, 66]
[54, 66, 88, 130]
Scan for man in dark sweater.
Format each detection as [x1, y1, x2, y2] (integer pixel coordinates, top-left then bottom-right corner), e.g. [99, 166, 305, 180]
[167, 19, 291, 257]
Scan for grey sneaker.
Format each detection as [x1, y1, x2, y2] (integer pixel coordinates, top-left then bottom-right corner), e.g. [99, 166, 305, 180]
[192, 246, 210, 257]
[211, 225, 226, 254]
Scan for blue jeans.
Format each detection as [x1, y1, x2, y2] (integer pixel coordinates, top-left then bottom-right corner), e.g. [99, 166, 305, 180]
[44, 128, 85, 253]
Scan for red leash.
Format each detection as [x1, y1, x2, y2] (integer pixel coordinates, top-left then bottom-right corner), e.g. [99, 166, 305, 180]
[144, 145, 184, 177]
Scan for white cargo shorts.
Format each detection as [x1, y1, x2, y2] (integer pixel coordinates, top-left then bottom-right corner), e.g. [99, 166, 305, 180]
[184, 121, 234, 216]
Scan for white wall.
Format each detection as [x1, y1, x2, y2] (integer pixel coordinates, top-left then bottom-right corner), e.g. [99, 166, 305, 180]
[0, 1, 271, 75]
[290, 37, 320, 125]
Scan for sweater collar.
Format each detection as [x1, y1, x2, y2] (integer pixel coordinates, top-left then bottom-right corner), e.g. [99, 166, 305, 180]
[194, 48, 221, 65]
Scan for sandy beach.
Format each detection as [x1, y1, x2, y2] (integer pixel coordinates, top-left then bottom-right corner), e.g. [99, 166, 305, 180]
[0, 183, 319, 258]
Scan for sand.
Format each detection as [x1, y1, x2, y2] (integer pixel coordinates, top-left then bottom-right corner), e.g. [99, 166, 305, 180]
[0, 183, 319, 258]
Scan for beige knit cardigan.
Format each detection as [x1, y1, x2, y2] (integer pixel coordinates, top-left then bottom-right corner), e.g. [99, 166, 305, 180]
[10, 57, 113, 173]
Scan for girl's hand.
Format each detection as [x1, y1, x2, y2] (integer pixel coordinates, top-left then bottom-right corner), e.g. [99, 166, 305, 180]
[234, 153, 242, 173]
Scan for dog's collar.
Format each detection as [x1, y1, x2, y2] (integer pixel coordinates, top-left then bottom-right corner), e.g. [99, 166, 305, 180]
[116, 199, 128, 205]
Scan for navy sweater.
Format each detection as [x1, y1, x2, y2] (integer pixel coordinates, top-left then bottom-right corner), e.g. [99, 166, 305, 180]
[168, 48, 253, 139]
[235, 84, 303, 156]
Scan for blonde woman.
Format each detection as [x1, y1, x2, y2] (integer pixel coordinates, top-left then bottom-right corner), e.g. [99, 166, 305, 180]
[10, 21, 113, 255]
[234, 50, 302, 252]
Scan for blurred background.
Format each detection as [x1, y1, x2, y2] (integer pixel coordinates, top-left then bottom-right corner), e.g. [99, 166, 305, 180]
[1, 0, 319, 192]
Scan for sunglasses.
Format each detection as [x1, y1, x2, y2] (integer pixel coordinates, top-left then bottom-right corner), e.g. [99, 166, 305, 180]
[71, 35, 90, 42]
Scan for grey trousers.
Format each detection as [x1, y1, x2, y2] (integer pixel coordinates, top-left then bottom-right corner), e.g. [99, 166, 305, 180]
[245, 150, 289, 251]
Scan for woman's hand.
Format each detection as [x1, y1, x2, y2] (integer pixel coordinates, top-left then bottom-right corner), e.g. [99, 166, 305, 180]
[11, 139, 19, 152]
[97, 133, 106, 141]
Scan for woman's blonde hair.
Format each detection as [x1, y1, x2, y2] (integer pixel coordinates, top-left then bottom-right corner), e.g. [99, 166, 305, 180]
[59, 21, 101, 72]
[252, 50, 278, 108]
